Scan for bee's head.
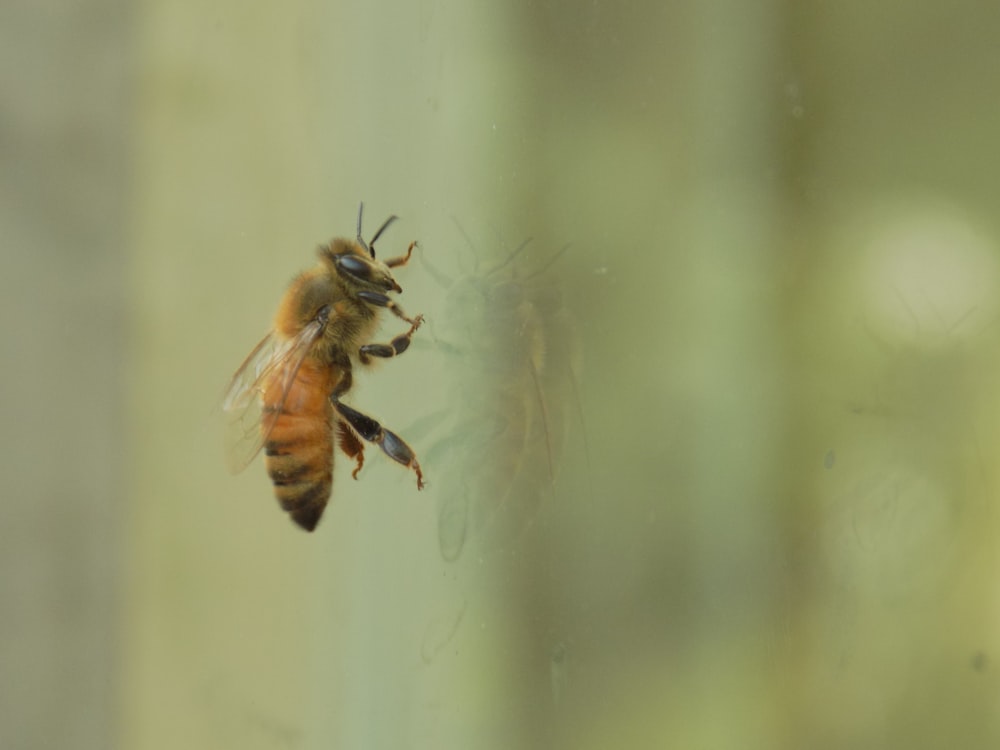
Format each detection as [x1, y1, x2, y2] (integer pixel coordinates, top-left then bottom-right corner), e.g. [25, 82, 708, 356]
[320, 203, 403, 293]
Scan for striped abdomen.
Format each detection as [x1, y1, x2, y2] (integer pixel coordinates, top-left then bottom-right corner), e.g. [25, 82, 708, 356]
[262, 358, 340, 531]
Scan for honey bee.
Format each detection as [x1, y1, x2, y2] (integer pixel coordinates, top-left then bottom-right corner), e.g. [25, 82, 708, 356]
[222, 204, 425, 531]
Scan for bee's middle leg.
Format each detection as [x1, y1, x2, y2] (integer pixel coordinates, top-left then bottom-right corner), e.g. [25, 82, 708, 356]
[357, 313, 424, 364]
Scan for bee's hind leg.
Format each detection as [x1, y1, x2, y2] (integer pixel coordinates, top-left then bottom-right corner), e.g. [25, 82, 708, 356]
[333, 400, 425, 489]
[336, 420, 366, 479]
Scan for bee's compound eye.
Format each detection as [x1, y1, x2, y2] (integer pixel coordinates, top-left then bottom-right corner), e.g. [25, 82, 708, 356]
[336, 254, 372, 281]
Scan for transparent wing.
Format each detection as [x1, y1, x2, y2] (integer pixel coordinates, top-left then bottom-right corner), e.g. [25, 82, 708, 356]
[221, 321, 324, 473]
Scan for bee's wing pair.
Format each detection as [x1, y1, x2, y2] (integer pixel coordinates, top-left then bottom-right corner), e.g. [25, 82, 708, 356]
[221, 319, 325, 473]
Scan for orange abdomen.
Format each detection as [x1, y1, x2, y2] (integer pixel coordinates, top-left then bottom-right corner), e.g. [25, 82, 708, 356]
[262, 358, 340, 531]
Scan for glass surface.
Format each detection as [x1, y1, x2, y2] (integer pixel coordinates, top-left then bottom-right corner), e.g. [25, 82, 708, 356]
[5, 1, 1000, 748]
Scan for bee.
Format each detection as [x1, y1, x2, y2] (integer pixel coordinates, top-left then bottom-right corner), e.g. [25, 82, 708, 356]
[222, 204, 425, 532]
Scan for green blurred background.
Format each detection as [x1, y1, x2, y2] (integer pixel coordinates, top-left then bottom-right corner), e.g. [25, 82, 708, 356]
[5, 0, 1000, 748]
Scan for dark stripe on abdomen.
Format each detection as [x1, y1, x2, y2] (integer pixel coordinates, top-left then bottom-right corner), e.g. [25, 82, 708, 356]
[264, 412, 333, 532]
